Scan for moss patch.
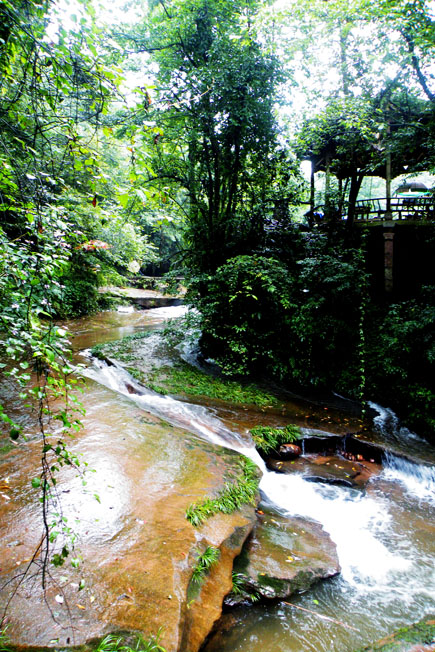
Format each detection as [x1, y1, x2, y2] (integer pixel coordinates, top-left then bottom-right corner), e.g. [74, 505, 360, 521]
[355, 615, 435, 651]
[91, 331, 152, 363]
[91, 332, 280, 409]
[146, 361, 279, 408]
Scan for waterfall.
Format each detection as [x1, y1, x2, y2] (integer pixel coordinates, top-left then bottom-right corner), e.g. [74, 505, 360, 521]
[383, 451, 435, 506]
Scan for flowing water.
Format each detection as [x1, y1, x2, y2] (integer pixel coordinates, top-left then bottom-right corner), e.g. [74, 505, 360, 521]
[2, 306, 434, 650]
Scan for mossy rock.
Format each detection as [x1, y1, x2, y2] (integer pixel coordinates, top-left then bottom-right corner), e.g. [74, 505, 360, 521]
[226, 512, 340, 604]
[355, 615, 435, 651]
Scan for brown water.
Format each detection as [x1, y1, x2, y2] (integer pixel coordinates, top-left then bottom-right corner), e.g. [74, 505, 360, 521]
[1, 307, 434, 651]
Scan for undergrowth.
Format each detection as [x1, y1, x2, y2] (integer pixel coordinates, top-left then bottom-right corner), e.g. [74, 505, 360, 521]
[94, 633, 166, 652]
[250, 424, 301, 454]
[186, 457, 259, 526]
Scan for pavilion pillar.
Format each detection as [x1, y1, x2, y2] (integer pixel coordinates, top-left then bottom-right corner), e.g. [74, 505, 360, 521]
[310, 160, 315, 214]
[384, 112, 393, 220]
[383, 228, 395, 294]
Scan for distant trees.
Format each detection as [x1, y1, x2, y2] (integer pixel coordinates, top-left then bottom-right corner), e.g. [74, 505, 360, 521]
[271, 0, 435, 223]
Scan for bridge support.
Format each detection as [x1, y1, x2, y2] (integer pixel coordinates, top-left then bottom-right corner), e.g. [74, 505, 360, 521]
[383, 227, 395, 293]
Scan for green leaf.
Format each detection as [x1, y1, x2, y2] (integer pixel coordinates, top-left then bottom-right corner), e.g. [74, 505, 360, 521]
[9, 427, 21, 440]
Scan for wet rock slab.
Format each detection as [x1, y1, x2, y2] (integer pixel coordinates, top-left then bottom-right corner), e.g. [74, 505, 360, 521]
[0, 381, 256, 652]
[268, 454, 382, 488]
[226, 511, 340, 604]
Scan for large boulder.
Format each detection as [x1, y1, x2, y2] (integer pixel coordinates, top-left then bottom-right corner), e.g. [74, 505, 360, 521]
[225, 512, 340, 604]
[268, 454, 381, 488]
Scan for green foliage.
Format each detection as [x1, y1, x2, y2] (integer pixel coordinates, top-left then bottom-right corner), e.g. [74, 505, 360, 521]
[53, 253, 100, 318]
[97, 216, 158, 273]
[366, 290, 435, 437]
[191, 546, 220, 585]
[0, 0, 123, 599]
[190, 255, 297, 376]
[186, 457, 259, 526]
[94, 632, 166, 652]
[127, 0, 293, 274]
[190, 240, 368, 390]
[250, 424, 301, 454]
[231, 571, 260, 602]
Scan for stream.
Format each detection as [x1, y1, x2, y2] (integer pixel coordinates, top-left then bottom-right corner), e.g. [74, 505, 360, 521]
[2, 306, 434, 651]
[77, 307, 435, 652]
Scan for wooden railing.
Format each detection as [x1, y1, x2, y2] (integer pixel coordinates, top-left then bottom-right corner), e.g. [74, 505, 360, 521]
[354, 196, 435, 222]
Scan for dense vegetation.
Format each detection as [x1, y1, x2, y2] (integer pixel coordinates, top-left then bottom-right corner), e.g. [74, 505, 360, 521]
[0, 0, 434, 603]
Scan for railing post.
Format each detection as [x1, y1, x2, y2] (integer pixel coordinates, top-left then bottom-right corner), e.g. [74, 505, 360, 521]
[383, 228, 395, 293]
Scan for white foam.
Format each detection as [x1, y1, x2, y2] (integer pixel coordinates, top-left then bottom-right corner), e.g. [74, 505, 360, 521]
[383, 453, 435, 506]
[259, 472, 411, 587]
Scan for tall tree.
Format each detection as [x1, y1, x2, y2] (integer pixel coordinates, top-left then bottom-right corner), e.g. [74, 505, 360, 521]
[124, 0, 288, 274]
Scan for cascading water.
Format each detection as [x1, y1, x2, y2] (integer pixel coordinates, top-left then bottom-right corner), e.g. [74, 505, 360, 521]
[83, 356, 254, 453]
[80, 310, 435, 652]
[369, 400, 425, 444]
[382, 451, 435, 507]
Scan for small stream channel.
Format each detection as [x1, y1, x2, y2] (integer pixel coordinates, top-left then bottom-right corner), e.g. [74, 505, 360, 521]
[75, 307, 435, 652]
[1, 306, 434, 651]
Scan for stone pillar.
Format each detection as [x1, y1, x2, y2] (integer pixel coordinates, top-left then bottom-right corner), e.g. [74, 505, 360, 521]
[383, 229, 395, 293]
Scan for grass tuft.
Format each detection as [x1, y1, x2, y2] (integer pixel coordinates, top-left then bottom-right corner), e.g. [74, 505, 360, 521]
[95, 631, 166, 652]
[191, 546, 220, 585]
[231, 571, 260, 603]
[249, 424, 301, 455]
[186, 457, 259, 526]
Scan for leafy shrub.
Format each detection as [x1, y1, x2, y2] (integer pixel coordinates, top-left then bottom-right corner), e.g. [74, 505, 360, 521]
[190, 255, 297, 377]
[54, 253, 99, 318]
[189, 248, 366, 390]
